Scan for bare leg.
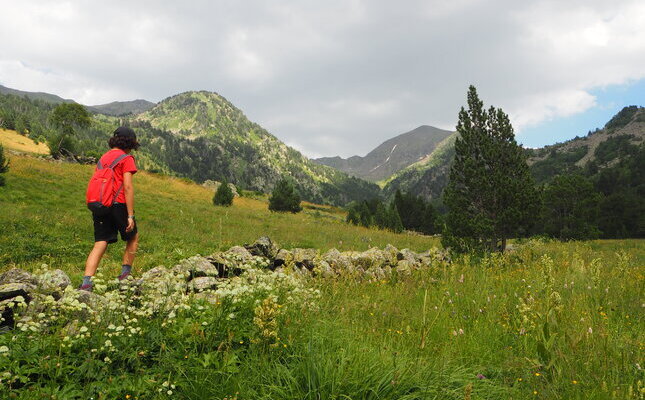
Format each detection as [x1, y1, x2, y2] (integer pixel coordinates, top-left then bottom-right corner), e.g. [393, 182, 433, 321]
[122, 233, 139, 267]
[85, 241, 108, 276]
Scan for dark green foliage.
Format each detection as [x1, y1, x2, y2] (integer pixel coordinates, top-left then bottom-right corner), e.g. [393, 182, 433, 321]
[346, 198, 406, 234]
[530, 147, 587, 183]
[213, 181, 234, 207]
[49, 103, 91, 136]
[393, 189, 437, 234]
[593, 135, 637, 165]
[0, 143, 8, 187]
[604, 105, 639, 131]
[269, 178, 302, 213]
[542, 175, 601, 240]
[443, 86, 538, 253]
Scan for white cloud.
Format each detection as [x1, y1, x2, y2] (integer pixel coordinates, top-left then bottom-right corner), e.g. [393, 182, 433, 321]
[0, 0, 643, 157]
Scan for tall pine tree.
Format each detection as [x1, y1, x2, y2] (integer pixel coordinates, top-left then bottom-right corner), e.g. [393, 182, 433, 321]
[0, 143, 9, 187]
[442, 86, 537, 253]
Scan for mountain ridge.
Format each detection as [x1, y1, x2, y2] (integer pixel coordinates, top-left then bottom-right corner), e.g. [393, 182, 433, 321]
[314, 125, 453, 182]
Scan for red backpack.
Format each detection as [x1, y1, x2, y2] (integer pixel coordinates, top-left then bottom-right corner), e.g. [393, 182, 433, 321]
[86, 153, 131, 216]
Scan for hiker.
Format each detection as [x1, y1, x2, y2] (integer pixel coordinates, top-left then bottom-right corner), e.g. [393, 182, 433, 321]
[80, 127, 140, 291]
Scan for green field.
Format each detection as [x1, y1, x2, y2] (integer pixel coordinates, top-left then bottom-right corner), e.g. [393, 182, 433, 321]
[1, 154, 643, 399]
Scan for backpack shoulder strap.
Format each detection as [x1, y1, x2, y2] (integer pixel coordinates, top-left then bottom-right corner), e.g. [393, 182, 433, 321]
[107, 153, 131, 169]
[97, 159, 104, 170]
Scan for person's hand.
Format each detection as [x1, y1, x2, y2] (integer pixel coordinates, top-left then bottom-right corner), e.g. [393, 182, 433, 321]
[126, 216, 135, 232]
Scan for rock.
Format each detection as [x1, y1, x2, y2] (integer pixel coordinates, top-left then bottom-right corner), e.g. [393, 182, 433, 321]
[396, 260, 414, 275]
[292, 248, 318, 271]
[245, 236, 280, 260]
[0, 283, 33, 302]
[189, 277, 220, 292]
[397, 249, 419, 264]
[0, 268, 38, 286]
[172, 256, 218, 279]
[352, 247, 389, 269]
[225, 246, 254, 262]
[141, 266, 170, 281]
[313, 260, 335, 278]
[37, 269, 71, 299]
[0, 296, 29, 328]
[273, 249, 292, 268]
[323, 249, 354, 273]
[75, 290, 106, 310]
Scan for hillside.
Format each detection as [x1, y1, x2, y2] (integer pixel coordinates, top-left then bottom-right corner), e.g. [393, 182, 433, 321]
[87, 99, 156, 116]
[379, 106, 644, 202]
[0, 152, 435, 274]
[135, 91, 380, 205]
[314, 125, 453, 182]
[0, 84, 75, 104]
[0, 89, 380, 205]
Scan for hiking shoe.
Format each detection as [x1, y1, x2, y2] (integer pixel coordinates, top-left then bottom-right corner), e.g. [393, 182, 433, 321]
[79, 283, 93, 292]
[117, 271, 131, 281]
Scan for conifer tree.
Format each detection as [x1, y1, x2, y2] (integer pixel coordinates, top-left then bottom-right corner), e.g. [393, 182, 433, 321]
[442, 86, 538, 253]
[0, 143, 8, 187]
[269, 178, 302, 213]
[213, 180, 234, 207]
[388, 205, 404, 233]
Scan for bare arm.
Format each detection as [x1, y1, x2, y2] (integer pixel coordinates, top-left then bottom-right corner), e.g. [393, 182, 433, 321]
[123, 171, 135, 232]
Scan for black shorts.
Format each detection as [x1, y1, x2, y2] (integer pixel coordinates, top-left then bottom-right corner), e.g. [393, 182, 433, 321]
[92, 203, 138, 244]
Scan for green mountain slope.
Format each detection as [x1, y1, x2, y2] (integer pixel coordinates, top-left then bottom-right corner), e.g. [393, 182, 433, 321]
[87, 99, 156, 116]
[134, 91, 380, 205]
[0, 84, 75, 104]
[380, 106, 644, 201]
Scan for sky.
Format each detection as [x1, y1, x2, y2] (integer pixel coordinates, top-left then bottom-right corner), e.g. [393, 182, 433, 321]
[0, 0, 643, 158]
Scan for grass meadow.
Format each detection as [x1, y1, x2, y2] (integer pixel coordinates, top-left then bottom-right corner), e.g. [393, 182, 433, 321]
[0, 150, 643, 399]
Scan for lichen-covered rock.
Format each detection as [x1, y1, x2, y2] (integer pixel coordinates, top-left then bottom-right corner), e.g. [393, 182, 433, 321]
[0, 268, 38, 286]
[323, 249, 354, 273]
[172, 256, 218, 279]
[189, 277, 220, 292]
[245, 236, 279, 260]
[313, 260, 335, 278]
[224, 246, 255, 265]
[352, 247, 389, 269]
[37, 269, 71, 299]
[396, 260, 414, 275]
[142, 266, 170, 281]
[0, 283, 33, 302]
[74, 290, 106, 310]
[274, 249, 293, 268]
[292, 248, 318, 271]
[398, 249, 419, 264]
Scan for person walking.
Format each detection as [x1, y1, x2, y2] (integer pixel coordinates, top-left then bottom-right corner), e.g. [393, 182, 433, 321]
[80, 127, 140, 291]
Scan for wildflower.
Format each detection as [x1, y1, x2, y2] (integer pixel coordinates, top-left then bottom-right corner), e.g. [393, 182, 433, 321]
[535, 372, 541, 377]
[572, 380, 578, 384]
[0, 346, 8, 354]
[588, 327, 593, 334]
[477, 374, 486, 379]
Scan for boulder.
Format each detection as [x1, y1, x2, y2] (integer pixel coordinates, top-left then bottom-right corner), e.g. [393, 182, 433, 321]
[0, 283, 33, 302]
[397, 249, 419, 265]
[323, 249, 354, 273]
[37, 269, 71, 299]
[352, 247, 389, 269]
[189, 277, 220, 292]
[141, 266, 171, 281]
[292, 248, 318, 271]
[172, 256, 218, 279]
[396, 260, 414, 275]
[224, 246, 255, 265]
[313, 260, 335, 278]
[202, 180, 239, 197]
[0, 268, 38, 286]
[75, 290, 106, 310]
[245, 236, 279, 260]
[274, 249, 292, 268]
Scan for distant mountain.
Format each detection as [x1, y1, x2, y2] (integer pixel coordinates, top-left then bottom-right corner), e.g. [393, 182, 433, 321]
[134, 91, 380, 205]
[87, 99, 155, 116]
[381, 106, 645, 202]
[0, 84, 75, 104]
[314, 125, 453, 182]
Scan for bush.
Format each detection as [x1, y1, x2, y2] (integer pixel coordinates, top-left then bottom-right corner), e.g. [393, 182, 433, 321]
[213, 180, 234, 207]
[269, 178, 302, 213]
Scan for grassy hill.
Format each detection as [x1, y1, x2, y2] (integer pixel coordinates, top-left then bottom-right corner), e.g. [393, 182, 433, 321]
[0, 150, 436, 280]
[0, 135, 643, 399]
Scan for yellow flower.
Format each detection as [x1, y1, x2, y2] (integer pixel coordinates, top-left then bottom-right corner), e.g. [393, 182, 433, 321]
[533, 391, 538, 395]
[572, 380, 578, 384]
[126, 395, 132, 399]
[535, 372, 541, 376]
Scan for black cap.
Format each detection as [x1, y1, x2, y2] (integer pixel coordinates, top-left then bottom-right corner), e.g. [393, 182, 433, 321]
[113, 126, 137, 140]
